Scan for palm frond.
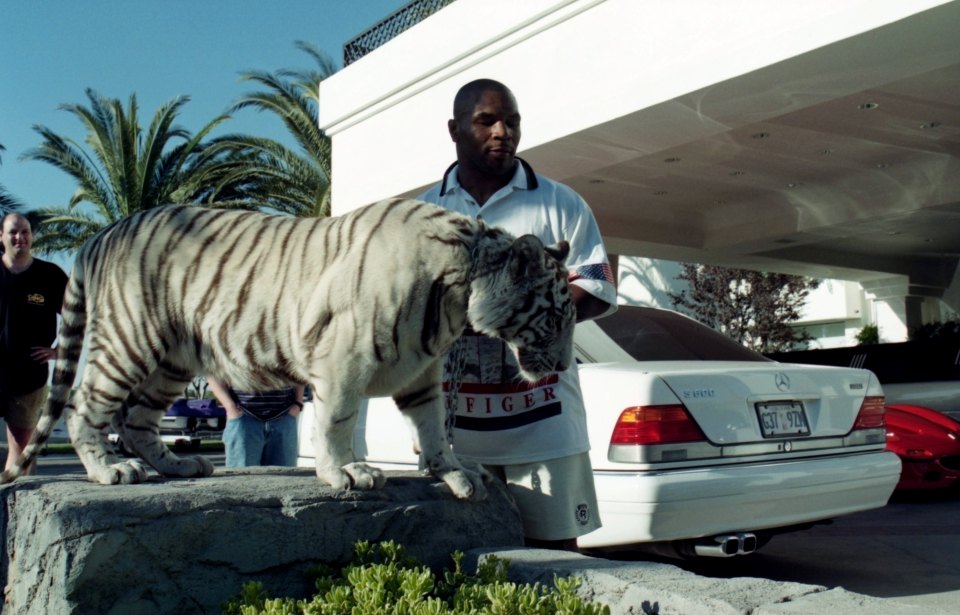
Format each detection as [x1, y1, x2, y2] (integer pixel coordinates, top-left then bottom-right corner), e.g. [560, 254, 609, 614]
[0, 143, 25, 213]
[21, 90, 239, 253]
[220, 44, 336, 217]
[28, 206, 107, 254]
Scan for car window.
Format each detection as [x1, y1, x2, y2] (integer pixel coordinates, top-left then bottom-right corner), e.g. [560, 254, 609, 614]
[594, 306, 770, 362]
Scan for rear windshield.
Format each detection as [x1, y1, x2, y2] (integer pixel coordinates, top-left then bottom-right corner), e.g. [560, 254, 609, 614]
[595, 306, 771, 362]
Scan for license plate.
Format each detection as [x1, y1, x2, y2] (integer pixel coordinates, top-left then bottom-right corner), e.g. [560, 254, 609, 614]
[756, 401, 810, 438]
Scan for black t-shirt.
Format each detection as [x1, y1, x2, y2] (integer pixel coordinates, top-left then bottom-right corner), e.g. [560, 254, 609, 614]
[0, 258, 68, 394]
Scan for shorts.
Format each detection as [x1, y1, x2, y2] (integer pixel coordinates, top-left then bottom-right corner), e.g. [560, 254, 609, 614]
[485, 451, 601, 541]
[1, 386, 47, 430]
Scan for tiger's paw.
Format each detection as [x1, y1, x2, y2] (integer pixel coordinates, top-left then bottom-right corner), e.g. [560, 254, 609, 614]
[316, 462, 386, 491]
[97, 460, 149, 485]
[181, 455, 215, 478]
[342, 462, 387, 490]
[440, 467, 488, 501]
[422, 453, 489, 500]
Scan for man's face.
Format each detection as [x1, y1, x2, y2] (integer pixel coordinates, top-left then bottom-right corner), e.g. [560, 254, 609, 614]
[1, 216, 33, 258]
[450, 88, 521, 178]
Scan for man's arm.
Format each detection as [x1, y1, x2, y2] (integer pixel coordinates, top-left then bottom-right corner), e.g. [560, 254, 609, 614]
[290, 384, 306, 417]
[207, 377, 242, 420]
[571, 285, 612, 322]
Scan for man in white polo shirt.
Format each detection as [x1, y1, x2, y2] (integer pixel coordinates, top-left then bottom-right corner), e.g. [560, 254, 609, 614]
[419, 78, 617, 551]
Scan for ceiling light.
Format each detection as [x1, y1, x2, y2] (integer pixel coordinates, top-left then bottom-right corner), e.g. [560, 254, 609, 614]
[787, 182, 803, 188]
[920, 121, 941, 129]
[751, 132, 770, 139]
[819, 148, 833, 155]
[663, 157, 681, 163]
[588, 179, 605, 184]
[875, 163, 889, 169]
[859, 102, 879, 110]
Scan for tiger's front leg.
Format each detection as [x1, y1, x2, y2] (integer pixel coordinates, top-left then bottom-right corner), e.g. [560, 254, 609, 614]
[122, 405, 214, 479]
[67, 396, 149, 485]
[394, 364, 488, 501]
[310, 382, 386, 491]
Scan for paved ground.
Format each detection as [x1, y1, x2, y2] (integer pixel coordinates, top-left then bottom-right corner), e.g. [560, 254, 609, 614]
[605, 488, 960, 613]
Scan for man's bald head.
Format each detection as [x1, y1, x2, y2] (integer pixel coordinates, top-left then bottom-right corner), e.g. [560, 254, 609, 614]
[452, 79, 516, 121]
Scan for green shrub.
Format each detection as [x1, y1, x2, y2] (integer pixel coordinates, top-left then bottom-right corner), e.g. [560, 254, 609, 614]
[855, 323, 879, 345]
[222, 540, 610, 615]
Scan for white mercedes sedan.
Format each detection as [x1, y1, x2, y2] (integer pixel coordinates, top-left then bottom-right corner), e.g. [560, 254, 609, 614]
[297, 306, 901, 558]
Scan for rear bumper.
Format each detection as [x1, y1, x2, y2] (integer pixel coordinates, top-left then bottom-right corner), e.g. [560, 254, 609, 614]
[896, 457, 960, 490]
[578, 450, 901, 548]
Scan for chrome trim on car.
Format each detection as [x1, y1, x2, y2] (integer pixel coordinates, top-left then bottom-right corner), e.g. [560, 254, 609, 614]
[843, 427, 887, 446]
[608, 432, 888, 465]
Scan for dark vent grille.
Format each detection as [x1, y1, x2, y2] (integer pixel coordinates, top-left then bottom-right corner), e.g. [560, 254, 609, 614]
[344, 0, 456, 66]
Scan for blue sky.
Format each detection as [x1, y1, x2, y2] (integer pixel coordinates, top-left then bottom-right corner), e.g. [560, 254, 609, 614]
[0, 0, 408, 218]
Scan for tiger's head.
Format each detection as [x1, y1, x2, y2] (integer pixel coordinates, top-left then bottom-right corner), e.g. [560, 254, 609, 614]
[468, 233, 576, 382]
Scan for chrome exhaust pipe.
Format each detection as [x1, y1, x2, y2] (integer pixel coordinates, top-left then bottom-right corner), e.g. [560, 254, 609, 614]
[693, 532, 757, 557]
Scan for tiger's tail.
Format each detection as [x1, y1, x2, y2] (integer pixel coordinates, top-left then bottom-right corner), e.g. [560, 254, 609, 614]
[1, 259, 87, 483]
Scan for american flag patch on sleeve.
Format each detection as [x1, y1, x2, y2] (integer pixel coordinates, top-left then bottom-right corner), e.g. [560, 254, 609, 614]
[570, 263, 614, 284]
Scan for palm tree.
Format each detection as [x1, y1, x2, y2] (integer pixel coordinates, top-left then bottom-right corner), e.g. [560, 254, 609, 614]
[20, 89, 232, 253]
[0, 144, 25, 215]
[204, 41, 336, 218]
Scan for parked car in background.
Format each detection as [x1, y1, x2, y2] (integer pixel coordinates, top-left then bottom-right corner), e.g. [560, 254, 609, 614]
[770, 339, 960, 490]
[110, 398, 225, 454]
[298, 306, 901, 558]
[768, 339, 960, 413]
[885, 403, 960, 490]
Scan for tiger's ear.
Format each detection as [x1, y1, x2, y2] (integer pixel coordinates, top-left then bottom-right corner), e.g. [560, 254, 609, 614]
[545, 240, 569, 264]
[510, 234, 547, 280]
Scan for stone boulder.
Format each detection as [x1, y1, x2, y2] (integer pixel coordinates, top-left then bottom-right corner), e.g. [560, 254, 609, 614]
[1, 468, 523, 615]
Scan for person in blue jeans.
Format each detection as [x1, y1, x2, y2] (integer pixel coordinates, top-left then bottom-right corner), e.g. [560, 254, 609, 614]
[207, 377, 304, 467]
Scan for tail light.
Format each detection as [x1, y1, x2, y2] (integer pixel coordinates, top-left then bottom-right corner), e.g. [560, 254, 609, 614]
[610, 404, 707, 445]
[853, 396, 886, 430]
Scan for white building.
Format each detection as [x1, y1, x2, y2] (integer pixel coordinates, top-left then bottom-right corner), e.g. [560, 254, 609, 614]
[319, 0, 960, 346]
[617, 256, 890, 348]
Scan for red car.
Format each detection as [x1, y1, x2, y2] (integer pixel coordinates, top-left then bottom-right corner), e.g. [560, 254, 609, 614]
[886, 404, 960, 490]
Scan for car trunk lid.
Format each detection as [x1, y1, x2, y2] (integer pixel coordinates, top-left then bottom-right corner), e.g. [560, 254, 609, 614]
[654, 362, 875, 444]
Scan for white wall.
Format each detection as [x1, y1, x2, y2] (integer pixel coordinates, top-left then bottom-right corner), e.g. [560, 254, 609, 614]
[317, 0, 958, 344]
[318, 0, 951, 213]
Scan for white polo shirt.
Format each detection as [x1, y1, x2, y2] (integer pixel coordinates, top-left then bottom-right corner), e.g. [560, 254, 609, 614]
[418, 159, 617, 464]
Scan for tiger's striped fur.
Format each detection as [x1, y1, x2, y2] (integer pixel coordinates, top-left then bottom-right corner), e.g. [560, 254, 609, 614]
[1, 198, 575, 499]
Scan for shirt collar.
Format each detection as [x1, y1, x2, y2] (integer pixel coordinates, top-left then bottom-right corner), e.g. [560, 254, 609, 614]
[438, 157, 539, 197]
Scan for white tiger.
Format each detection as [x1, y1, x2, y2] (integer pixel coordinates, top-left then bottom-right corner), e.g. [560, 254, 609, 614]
[1, 199, 576, 500]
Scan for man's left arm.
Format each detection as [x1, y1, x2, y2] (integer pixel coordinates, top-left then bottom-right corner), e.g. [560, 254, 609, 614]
[31, 263, 71, 364]
[571, 285, 613, 323]
[561, 195, 617, 322]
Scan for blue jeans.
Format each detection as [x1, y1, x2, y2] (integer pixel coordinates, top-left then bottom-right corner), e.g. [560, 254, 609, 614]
[223, 413, 299, 467]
